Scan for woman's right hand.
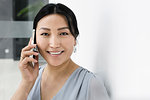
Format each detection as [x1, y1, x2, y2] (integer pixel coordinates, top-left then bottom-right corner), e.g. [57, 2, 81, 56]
[11, 38, 39, 100]
[18, 38, 39, 85]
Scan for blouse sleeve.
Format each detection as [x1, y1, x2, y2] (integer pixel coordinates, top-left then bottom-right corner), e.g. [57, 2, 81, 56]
[88, 75, 110, 100]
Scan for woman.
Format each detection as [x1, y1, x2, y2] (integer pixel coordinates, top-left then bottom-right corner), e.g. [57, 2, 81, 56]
[11, 3, 110, 100]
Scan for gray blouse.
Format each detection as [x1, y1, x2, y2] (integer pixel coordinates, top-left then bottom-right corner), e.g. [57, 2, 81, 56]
[27, 65, 110, 100]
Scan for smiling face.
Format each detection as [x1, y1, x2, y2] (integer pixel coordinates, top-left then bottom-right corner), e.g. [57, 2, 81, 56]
[36, 14, 76, 66]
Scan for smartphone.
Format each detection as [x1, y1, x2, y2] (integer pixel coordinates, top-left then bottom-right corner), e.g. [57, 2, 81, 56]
[31, 29, 38, 59]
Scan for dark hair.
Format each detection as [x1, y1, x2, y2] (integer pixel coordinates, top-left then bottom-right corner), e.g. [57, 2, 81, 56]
[33, 3, 79, 40]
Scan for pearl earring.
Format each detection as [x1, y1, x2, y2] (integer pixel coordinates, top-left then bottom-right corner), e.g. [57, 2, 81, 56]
[74, 46, 76, 53]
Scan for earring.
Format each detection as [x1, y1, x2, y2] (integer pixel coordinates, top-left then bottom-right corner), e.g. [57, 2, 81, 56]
[74, 46, 76, 53]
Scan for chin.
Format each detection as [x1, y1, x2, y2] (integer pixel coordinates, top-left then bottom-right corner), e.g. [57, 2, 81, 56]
[47, 59, 71, 67]
[49, 63, 62, 67]
[47, 60, 65, 67]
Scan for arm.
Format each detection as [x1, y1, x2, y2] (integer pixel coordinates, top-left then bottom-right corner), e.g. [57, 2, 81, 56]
[11, 38, 39, 100]
[11, 80, 34, 100]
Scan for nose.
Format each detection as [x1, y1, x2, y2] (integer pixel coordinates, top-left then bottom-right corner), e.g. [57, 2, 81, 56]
[49, 35, 61, 48]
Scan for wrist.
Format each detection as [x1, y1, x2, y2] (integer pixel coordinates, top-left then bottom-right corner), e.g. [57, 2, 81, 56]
[20, 80, 35, 94]
[11, 80, 35, 100]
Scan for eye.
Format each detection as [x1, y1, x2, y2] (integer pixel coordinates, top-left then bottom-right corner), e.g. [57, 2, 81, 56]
[41, 33, 49, 36]
[60, 32, 69, 36]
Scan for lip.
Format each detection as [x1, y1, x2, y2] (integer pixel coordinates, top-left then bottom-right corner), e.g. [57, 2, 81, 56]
[47, 50, 64, 56]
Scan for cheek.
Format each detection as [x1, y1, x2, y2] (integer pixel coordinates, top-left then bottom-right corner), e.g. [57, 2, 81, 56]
[64, 40, 75, 52]
[36, 37, 41, 46]
[36, 37, 46, 51]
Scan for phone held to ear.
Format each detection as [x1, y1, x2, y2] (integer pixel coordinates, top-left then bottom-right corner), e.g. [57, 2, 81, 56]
[31, 29, 38, 59]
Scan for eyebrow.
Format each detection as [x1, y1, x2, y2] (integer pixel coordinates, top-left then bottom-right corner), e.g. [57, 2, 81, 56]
[39, 27, 69, 31]
[58, 27, 69, 30]
[39, 27, 50, 31]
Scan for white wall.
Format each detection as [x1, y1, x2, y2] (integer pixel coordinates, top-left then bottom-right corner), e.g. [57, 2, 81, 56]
[51, 0, 150, 100]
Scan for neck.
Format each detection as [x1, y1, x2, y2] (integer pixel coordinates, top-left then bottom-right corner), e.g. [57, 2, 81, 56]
[44, 59, 78, 80]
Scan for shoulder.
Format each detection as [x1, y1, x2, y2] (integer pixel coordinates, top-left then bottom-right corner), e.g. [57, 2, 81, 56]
[78, 67, 94, 77]
[76, 67, 95, 83]
[78, 67, 106, 88]
[87, 73, 110, 100]
[77, 67, 110, 100]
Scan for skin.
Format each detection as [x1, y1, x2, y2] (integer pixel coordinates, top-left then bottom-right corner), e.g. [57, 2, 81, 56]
[36, 14, 79, 99]
[11, 14, 79, 100]
[36, 14, 76, 67]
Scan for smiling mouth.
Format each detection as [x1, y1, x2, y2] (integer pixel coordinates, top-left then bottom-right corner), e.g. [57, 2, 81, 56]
[47, 51, 64, 55]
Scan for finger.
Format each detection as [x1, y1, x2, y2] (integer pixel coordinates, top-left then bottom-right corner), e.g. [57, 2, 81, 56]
[21, 51, 39, 58]
[22, 44, 37, 52]
[20, 45, 37, 60]
[28, 37, 32, 46]
[20, 56, 25, 61]
[21, 57, 38, 66]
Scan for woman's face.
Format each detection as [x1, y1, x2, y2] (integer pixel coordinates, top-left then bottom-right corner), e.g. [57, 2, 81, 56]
[36, 14, 76, 66]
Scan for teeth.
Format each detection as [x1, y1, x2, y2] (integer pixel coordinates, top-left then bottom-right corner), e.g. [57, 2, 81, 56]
[49, 51, 62, 55]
